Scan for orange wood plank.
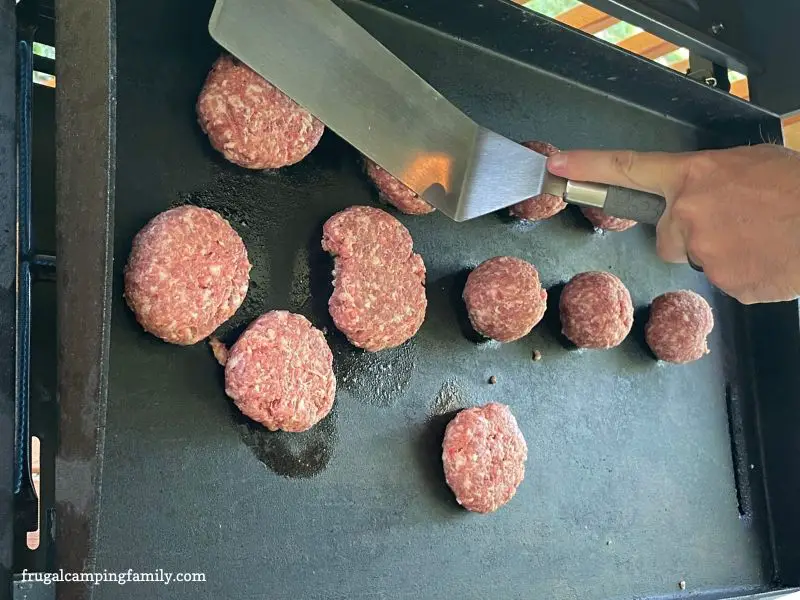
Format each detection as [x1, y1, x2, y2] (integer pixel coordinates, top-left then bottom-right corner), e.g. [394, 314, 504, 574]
[617, 31, 679, 60]
[783, 120, 800, 150]
[670, 58, 689, 73]
[783, 113, 800, 127]
[556, 4, 619, 34]
[730, 78, 750, 100]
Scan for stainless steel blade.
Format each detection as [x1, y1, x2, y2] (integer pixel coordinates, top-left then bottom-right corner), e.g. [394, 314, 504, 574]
[209, 0, 550, 221]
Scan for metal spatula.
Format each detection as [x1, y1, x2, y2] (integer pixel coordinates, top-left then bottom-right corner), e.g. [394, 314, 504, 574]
[208, 0, 666, 224]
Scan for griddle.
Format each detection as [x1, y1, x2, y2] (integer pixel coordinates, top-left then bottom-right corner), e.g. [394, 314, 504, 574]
[51, 0, 800, 598]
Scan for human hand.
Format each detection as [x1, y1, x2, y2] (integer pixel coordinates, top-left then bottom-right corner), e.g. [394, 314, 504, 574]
[547, 144, 800, 304]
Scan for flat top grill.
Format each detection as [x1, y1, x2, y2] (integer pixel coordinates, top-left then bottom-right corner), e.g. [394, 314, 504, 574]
[8, 0, 800, 599]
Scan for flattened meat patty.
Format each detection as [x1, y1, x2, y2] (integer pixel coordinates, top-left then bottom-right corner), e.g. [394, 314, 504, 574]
[581, 207, 637, 232]
[646, 290, 714, 363]
[442, 403, 528, 514]
[364, 158, 434, 215]
[559, 271, 633, 349]
[124, 205, 251, 345]
[322, 206, 427, 351]
[196, 55, 324, 169]
[509, 141, 567, 222]
[463, 256, 547, 342]
[225, 311, 336, 432]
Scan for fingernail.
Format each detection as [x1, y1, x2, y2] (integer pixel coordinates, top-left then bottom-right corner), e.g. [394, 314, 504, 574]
[547, 152, 567, 173]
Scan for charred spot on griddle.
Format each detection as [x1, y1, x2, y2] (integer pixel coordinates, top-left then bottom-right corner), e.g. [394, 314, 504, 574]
[331, 338, 416, 408]
[231, 404, 338, 479]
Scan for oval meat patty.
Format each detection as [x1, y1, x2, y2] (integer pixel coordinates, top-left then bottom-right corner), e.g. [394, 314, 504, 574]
[124, 205, 251, 345]
[463, 256, 547, 343]
[509, 141, 567, 221]
[322, 206, 427, 352]
[225, 311, 336, 432]
[559, 271, 633, 349]
[196, 55, 324, 169]
[442, 403, 528, 514]
[646, 290, 714, 363]
[581, 207, 637, 232]
[364, 158, 434, 215]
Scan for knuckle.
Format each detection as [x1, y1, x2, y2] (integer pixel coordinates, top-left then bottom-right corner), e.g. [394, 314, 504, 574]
[685, 151, 717, 178]
[670, 198, 694, 224]
[611, 151, 637, 178]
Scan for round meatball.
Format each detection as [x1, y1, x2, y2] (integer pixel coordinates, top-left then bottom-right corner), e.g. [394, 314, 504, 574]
[509, 141, 567, 221]
[463, 257, 547, 342]
[196, 55, 324, 169]
[581, 207, 637, 232]
[124, 205, 251, 345]
[442, 403, 528, 514]
[646, 290, 714, 363]
[225, 311, 336, 432]
[559, 271, 633, 349]
[364, 158, 434, 215]
[322, 206, 427, 351]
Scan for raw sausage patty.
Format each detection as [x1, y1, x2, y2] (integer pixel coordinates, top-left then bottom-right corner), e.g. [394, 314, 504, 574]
[646, 290, 714, 363]
[581, 207, 637, 232]
[463, 256, 547, 342]
[225, 311, 336, 432]
[509, 141, 567, 221]
[124, 205, 251, 345]
[322, 206, 427, 351]
[364, 158, 434, 215]
[196, 55, 324, 169]
[559, 271, 633, 349]
[442, 403, 528, 514]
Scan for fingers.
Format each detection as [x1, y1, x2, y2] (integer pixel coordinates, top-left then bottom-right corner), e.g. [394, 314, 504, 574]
[655, 208, 689, 263]
[547, 149, 691, 197]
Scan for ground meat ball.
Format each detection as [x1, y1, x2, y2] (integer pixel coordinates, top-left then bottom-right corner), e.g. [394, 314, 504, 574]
[581, 207, 637, 232]
[322, 206, 427, 351]
[646, 290, 714, 363]
[124, 206, 251, 345]
[225, 311, 336, 432]
[364, 158, 434, 215]
[196, 55, 324, 169]
[442, 403, 528, 514]
[509, 141, 567, 221]
[559, 271, 633, 349]
[462, 256, 547, 343]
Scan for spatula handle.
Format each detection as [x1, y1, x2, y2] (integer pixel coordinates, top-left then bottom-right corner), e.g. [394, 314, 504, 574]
[564, 180, 666, 226]
[603, 186, 666, 226]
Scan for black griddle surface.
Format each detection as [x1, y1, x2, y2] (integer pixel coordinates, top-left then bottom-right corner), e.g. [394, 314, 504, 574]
[97, 1, 773, 598]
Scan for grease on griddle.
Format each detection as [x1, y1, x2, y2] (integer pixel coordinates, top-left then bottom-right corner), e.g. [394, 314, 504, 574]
[429, 380, 468, 417]
[232, 405, 338, 479]
[333, 339, 416, 408]
[289, 246, 312, 313]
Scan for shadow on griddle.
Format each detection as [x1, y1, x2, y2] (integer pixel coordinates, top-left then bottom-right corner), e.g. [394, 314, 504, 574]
[493, 207, 517, 225]
[563, 205, 596, 232]
[432, 267, 485, 344]
[305, 128, 365, 173]
[627, 305, 657, 361]
[229, 402, 338, 479]
[307, 219, 336, 331]
[416, 409, 463, 513]
[542, 282, 576, 350]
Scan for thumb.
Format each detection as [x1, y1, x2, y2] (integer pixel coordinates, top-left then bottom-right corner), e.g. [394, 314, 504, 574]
[547, 149, 691, 197]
